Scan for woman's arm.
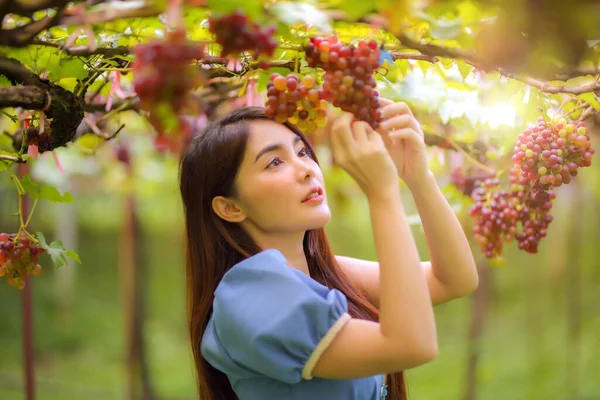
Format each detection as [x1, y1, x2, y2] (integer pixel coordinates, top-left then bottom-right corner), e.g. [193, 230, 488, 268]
[410, 171, 479, 296]
[336, 174, 479, 308]
[307, 114, 437, 380]
[312, 189, 438, 379]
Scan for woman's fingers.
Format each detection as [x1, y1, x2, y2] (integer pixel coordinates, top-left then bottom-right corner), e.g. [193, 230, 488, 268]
[351, 120, 371, 145]
[379, 97, 394, 107]
[331, 112, 355, 154]
[388, 128, 423, 146]
[380, 114, 421, 135]
[381, 101, 414, 119]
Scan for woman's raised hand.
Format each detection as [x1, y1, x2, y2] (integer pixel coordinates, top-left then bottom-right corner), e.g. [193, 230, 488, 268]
[330, 112, 399, 200]
[377, 98, 429, 189]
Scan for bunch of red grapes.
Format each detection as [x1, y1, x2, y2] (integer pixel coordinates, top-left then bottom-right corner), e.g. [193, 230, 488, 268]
[25, 126, 54, 152]
[470, 177, 520, 259]
[0, 232, 44, 290]
[508, 169, 555, 254]
[304, 36, 383, 128]
[264, 73, 328, 133]
[132, 32, 206, 117]
[208, 11, 277, 57]
[467, 115, 593, 260]
[511, 116, 594, 187]
[450, 167, 497, 197]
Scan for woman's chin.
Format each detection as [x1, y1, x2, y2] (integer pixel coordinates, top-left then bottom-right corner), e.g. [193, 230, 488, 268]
[307, 208, 331, 228]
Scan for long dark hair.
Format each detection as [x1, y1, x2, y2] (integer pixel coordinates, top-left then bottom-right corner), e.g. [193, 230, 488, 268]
[179, 106, 407, 400]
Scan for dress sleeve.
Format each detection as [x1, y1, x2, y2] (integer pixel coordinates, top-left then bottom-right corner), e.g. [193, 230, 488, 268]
[200, 249, 351, 384]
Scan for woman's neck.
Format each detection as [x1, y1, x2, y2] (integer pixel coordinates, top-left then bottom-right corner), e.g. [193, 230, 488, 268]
[247, 228, 310, 275]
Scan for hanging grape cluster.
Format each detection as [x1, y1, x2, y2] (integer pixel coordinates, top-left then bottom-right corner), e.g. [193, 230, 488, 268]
[512, 116, 594, 187]
[304, 36, 383, 129]
[132, 32, 206, 130]
[465, 116, 594, 261]
[264, 73, 328, 133]
[470, 177, 520, 259]
[208, 11, 277, 57]
[0, 232, 44, 290]
[25, 126, 54, 152]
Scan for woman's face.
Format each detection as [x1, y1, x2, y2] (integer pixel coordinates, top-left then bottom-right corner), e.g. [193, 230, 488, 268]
[231, 120, 331, 234]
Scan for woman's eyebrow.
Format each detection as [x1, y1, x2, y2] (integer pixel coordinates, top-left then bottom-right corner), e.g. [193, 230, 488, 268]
[254, 136, 302, 163]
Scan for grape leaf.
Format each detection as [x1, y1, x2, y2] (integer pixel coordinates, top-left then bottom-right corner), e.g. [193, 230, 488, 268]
[39, 185, 75, 203]
[0, 161, 8, 171]
[36, 232, 81, 269]
[19, 174, 75, 203]
[206, 0, 262, 21]
[58, 58, 88, 80]
[339, 0, 376, 21]
[577, 93, 600, 109]
[19, 174, 39, 199]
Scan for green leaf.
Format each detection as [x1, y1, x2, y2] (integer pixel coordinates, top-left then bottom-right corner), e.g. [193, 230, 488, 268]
[0, 75, 10, 86]
[20, 174, 39, 199]
[39, 185, 75, 203]
[206, 0, 262, 21]
[36, 232, 81, 269]
[58, 58, 88, 80]
[577, 92, 600, 109]
[65, 250, 81, 264]
[375, 0, 410, 34]
[0, 161, 8, 171]
[269, 2, 332, 33]
[339, 0, 376, 21]
[457, 60, 473, 80]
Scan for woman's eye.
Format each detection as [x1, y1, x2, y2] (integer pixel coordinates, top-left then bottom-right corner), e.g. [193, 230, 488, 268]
[298, 147, 308, 157]
[267, 157, 282, 169]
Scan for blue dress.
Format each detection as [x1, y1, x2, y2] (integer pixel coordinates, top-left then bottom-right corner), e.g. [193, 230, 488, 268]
[201, 249, 389, 400]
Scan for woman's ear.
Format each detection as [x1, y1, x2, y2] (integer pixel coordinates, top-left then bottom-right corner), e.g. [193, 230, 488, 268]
[212, 196, 247, 223]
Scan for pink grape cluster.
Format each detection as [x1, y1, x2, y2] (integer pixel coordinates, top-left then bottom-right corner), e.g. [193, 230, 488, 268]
[208, 11, 277, 57]
[304, 36, 382, 128]
[470, 177, 521, 259]
[0, 232, 44, 290]
[511, 116, 594, 188]
[264, 73, 328, 133]
[132, 33, 206, 116]
[508, 169, 555, 254]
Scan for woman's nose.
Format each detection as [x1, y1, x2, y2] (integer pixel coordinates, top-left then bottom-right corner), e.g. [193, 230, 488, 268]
[295, 159, 315, 180]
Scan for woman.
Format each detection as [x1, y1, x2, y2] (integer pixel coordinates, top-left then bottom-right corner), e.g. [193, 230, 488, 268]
[179, 101, 478, 400]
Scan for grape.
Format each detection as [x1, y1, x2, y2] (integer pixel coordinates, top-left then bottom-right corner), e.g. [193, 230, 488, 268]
[512, 116, 594, 189]
[132, 32, 207, 134]
[304, 36, 383, 129]
[24, 126, 55, 153]
[264, 73, 327, 133]
[0, 232, 45, 290]
[208, 11, 277, 57]
[450, 167, 497, 197]
[470, 178, 520, 259]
